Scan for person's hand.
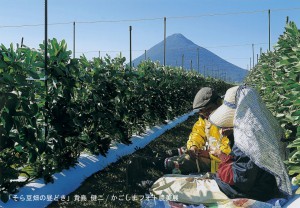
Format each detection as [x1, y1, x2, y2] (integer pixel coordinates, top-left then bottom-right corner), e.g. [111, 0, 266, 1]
[198, 149, 210, 158]
[188, 146, 199, 159]
[209, 149, 221, 157]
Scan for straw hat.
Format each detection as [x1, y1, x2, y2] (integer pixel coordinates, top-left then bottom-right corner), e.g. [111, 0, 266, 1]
[193, 87, 219, 110]
[209, 86, 239, 128]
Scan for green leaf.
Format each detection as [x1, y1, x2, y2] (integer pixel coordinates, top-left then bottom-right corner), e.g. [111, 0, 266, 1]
[28, 69, 40, 79]
[36, 141, 46, 154]
[287, 138, 300, 148]
[1, 111, 14, 132]
[15, 74, 27, 85]
[28, 151, 37, 163]
[294, 99, 300, 106]
[3, 73, 14, 83]
[279, 59, 290, 66]
[0, 192, 9, 203]
[30, 103, 39, 115]
[14, 144, 23, 152]
[290, 151, 300, 161]
[286, 114, 296, 122]
[292, 110, 300, 117]
[2, 53, 11, 62]
[6, 96, 19, 113]
[0, 96, 6, 110]
[276, 113, 285, 118]
[289, 165, 300, 175]
[282, 100, 293, 106]
[295, 187, 300, 194]
[21, 101, 31, 114]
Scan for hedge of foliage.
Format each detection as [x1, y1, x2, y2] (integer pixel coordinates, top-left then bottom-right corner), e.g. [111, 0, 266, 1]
[245, 21, 300, 192]
[0, 39, 232, 202]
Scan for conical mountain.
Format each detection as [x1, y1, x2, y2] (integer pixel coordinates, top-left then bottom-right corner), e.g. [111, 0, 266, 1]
[132, 33, 248, 83]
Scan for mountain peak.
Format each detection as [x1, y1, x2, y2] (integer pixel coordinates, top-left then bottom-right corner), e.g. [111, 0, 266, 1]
[168, 33, 185, 38]
[132, 33, 248, 82]
[165, 33, 196, 47]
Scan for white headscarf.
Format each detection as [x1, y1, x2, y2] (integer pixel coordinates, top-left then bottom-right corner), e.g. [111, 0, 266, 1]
[234, 85, 292, 196]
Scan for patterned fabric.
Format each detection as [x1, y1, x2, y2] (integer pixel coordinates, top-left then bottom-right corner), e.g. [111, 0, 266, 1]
[141, 198, 287, 208]
[141, 199, 207, 208]
[217, 198, 288, 208]
[223, 100, 236, 109]
[150, 175, 229, 205]
[233, 86, 292, 196]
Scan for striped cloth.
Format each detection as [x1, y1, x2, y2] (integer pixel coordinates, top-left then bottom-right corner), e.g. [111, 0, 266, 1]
[233, 86, 292, 196]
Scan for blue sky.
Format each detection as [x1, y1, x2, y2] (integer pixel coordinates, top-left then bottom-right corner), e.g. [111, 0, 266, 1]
[1, 0, 300, 69]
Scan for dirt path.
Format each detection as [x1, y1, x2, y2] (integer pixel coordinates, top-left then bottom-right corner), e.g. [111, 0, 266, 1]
[48, 114, 198, 208]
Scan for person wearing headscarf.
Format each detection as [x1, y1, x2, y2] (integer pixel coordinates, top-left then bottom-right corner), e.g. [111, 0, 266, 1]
[187, 87, 231, 156]
[209, 85, 292, 201]
[164, 87, 233, 174]
[128, 87, 232, 187]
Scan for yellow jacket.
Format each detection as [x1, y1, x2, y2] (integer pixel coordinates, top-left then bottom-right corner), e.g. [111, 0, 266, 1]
[187, 116, 231, 155]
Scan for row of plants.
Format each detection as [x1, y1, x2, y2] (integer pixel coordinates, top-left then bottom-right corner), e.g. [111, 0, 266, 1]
[0, 39, 232, 202]
[245, 21, 300, 192]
